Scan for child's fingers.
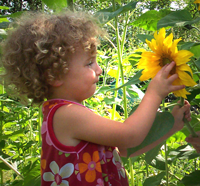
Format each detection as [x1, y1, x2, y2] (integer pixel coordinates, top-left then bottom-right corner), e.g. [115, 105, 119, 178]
[168, 73, 178, 83]
[162, 61, 176, 78]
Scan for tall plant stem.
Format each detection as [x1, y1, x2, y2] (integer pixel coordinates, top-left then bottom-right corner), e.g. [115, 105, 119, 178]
[129, 159, 134, 186]
[111, 1, 133, 185]
[164, 141, 169, 186]
[180, 97, 198, 137]
[0, 83, 4, 185]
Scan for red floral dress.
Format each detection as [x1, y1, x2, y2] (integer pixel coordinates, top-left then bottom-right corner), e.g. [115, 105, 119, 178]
[41, 99, 129, 186]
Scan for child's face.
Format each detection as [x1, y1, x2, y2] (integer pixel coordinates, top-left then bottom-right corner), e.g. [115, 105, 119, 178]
[59, 46, 102, 103]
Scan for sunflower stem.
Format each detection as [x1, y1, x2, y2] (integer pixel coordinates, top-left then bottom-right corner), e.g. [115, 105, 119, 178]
[180, 97, 198, 137]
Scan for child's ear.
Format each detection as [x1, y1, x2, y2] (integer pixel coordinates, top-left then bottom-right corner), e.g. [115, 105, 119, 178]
[49, 80, 64, 87]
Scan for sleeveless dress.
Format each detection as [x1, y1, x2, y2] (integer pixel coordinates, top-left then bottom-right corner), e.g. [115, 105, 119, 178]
[41, 99, 129, 186]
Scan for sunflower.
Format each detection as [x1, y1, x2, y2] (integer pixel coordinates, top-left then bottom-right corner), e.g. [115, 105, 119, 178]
[194, 0, 200, 10]
[137, 27, 197, 98]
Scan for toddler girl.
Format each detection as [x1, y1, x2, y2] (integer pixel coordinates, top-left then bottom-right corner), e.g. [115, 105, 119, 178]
[1, 11, 191, 186]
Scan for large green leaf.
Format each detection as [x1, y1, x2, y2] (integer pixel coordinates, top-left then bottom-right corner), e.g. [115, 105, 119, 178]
[194, 57, 200, 70]
[96, 1, 138, 24]
[169, 145, 198, 162]
[157, 10, 200, 29]
[24, 164, 41, 186]
[137, 34, 154, 43]
[127, 112, 174, 157]
[41, 0, 67, 11]
[0, 6, 10, 10]
[130, 10, 171, 31]
[149, 154, 166, 170]
[180, 170, 200, 186]
[114, 70, 142, 91]
[144, 172, 166, 186]
[145, 143, 164, 163]
[190, 44, 200, 58]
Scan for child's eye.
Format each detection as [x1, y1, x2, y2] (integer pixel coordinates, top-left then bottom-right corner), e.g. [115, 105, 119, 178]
[87, 61, 93, 66]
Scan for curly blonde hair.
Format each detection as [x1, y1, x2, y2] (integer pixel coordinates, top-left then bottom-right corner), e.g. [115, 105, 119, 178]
[1, 11, 104, 105]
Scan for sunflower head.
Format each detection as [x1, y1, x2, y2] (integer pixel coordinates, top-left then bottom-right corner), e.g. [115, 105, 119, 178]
[137, 27, 197, 98]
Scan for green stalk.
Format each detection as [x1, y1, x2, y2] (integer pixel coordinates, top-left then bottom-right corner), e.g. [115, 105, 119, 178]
[0, 83, 4, 185]
[164, 141, 169, 186]
[129, 159, 134, 186]
[111, 1, 133, 185]
[162, 100, 169, 185]
[180, 97, 198, 137]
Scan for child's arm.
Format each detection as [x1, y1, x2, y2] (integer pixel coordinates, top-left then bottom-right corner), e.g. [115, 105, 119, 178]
[186, 131, 200, 153]
[119, 100, 191, 157]
[53, 62, 185, 150]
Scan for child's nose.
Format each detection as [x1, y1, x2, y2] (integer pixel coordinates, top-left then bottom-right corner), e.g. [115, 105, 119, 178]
[96, 63, 102, 76]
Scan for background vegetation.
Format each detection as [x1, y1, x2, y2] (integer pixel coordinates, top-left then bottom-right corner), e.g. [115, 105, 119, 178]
[0, 0, 200, 185]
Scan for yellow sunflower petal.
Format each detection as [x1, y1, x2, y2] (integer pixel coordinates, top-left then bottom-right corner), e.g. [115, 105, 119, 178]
[154, 28, 165, 47]
[170, 38, 182, 56]
[178, 64, 194, 77]
[173, 88, 189, 99]
[194, 0, 200, 3]
[140, 66, 161, 81]
[177, 70, 197, 87]
[174, 50, 194, 65]
[172, 79, 190, 98]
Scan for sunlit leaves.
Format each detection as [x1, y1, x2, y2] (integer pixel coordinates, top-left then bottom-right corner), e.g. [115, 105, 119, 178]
[157, 10, 200, 29]
[41, 0, 67, 11]
[96, 1, 138, 24]
[130, 10, 171, 31]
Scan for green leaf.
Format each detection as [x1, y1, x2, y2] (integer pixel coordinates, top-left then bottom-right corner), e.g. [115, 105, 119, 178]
[0, 11, 24, 19]
[127, 112, 174, 157]
[157, 10, 200, 29]
[193, 57, 200, 71]
[2, 130, 24, 140]
[145, 143, 164, 163]
[0, 162, 10, 170]
[0, 6, 10, 10]
[137, 34, 154, 43]
[169, 145, 197, 161]
[144, 172, 166, 186]
[114, 70, 142, 91]
[24, 164, 41, 186]
[180, 170, 200, 186]
[41, 0, 67, 11]
[190, 44, 200, 58]
[130, 10, 171, 31]
[96, 1, 138, 24]
[149, 154, 166, 170]
[0, 22, 10, 29]
[179, 42, 197, 50]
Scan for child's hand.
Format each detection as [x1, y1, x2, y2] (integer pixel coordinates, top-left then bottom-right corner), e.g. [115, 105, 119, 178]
[171, 100, 191, 132]
[186, 131, 200, 153]
[147, 62, 185, 100]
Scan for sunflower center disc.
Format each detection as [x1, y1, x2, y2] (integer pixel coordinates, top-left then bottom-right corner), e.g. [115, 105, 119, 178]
[161, 58, 176, 75]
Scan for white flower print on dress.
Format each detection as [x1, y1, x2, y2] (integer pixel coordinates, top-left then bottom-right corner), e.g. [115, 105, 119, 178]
[112, 149, 125, 179]
[43, 161, 74, 186]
